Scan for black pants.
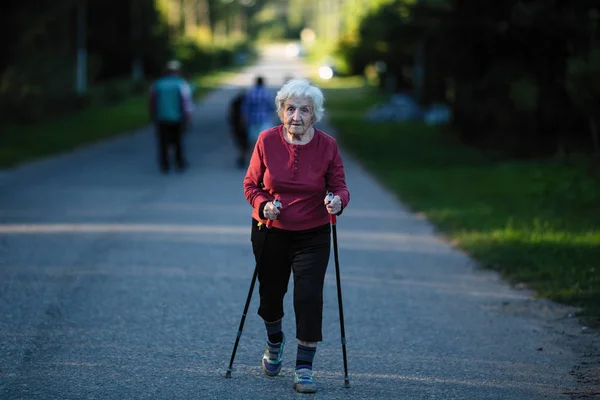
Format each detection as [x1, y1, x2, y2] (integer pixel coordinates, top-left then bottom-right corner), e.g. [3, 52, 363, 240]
[230, 121, 249, 153]
[156, 122, 186, 171]
[251, 219, 331, 342]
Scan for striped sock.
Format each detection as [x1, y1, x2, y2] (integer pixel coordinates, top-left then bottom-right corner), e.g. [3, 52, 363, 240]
[296, 344, 316, 369]
[265, 319, 283, 343]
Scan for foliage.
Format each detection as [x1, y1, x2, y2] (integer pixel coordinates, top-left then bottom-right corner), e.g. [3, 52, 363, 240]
[5, 0, 600, 159]
[0, 0, 257, 126]
[337, 2, 417, 87]
[565, 46, 600, 154]
[0, 69, 234, 168]
[325, 82, 600, 324]
[333, 0, 600, 158]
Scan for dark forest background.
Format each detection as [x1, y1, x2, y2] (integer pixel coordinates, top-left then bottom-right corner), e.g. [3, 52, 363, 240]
[2, 0, 599, 159]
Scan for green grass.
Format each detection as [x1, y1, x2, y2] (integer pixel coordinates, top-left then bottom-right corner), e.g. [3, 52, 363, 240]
[0, 70, 236, 169]
[324, 80, 600, 325]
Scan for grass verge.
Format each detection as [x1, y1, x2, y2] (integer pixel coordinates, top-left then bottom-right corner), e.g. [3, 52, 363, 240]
[0, 70, 237, 169]
[323, 79, 600, 325]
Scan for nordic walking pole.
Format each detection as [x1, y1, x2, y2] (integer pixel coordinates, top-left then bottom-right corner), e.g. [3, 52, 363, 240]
[327, 192, 350, 388]
[225, 199, 280, 378]
[225, 257, 258, 378]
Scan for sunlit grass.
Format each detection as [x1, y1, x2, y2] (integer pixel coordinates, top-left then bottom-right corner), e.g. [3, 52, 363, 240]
[324, 77, 600, 324]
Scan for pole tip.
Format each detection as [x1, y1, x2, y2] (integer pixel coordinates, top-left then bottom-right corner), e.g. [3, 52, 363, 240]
[344, 379, 350, 388]
[225, 369, 232, 378]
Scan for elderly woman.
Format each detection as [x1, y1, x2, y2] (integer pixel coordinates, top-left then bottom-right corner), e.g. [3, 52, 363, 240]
[243, 79, 350, 393]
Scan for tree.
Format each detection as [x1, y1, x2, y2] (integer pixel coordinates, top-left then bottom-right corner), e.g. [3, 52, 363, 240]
[334, 0, 600, 157]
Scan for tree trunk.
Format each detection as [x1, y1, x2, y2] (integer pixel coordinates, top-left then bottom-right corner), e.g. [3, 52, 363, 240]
[130, 0, 144, 83]
[591, 115, 600, 157]
[535, 38, 569, 157]
[76, 0, 87, 95]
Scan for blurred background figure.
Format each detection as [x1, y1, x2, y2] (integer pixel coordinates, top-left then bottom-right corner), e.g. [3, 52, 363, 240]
[228, 90, 250, 169]
[283, 75, 294, 86]
[242, 76, 275, 148]
[149, 60, 194, 174]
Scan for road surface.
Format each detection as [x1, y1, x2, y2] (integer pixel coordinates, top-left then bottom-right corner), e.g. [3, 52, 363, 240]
[0, 44, 592, 399]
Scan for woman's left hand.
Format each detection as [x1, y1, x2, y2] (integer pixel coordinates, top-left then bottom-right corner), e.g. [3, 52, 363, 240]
[324, 194, 342, 215]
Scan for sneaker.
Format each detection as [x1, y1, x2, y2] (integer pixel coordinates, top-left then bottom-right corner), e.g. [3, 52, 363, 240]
[262, 334, 285, 376]
[294, 367, 317, 393]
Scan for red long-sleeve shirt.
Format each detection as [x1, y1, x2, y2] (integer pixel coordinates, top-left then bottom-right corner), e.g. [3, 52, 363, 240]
[243, 125, 350, 231]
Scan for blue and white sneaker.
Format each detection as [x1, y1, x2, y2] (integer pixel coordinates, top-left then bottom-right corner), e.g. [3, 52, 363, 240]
[293, 366, 317, 393]
[262, 334, 285, 376]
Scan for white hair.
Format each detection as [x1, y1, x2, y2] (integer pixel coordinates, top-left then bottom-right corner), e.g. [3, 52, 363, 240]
[275, 79, 325, 123]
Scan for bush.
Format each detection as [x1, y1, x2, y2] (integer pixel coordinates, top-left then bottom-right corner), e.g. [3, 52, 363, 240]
[0, 90, 85, 124]
[102, 79, 146, 104]
[171, 38, 254, 76]
[0, 39, 252, 127]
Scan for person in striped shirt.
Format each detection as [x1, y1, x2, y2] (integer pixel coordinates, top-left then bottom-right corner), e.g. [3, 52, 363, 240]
[242, 76, 275, 148]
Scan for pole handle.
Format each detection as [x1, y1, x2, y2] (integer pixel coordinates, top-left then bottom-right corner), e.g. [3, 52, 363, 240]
[327, 192, 337, 225]
[266, 198, 281, 229]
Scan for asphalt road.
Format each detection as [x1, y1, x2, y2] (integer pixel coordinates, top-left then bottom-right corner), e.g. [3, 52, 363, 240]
[0, 44, 590, 399]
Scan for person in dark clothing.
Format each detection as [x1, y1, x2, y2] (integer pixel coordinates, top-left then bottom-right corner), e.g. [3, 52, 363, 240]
[228, 90, 250, 169]
[148, 60, 194, 173]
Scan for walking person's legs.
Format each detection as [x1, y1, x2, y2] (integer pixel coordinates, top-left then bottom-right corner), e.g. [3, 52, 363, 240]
[232, 122, 248, 169]
[290, 225, 331, 393]
[251, 221, 292, 376]
[237, 124, 249, 169]
[156, 123, 170, 173]
[170, 122, 187, 171]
